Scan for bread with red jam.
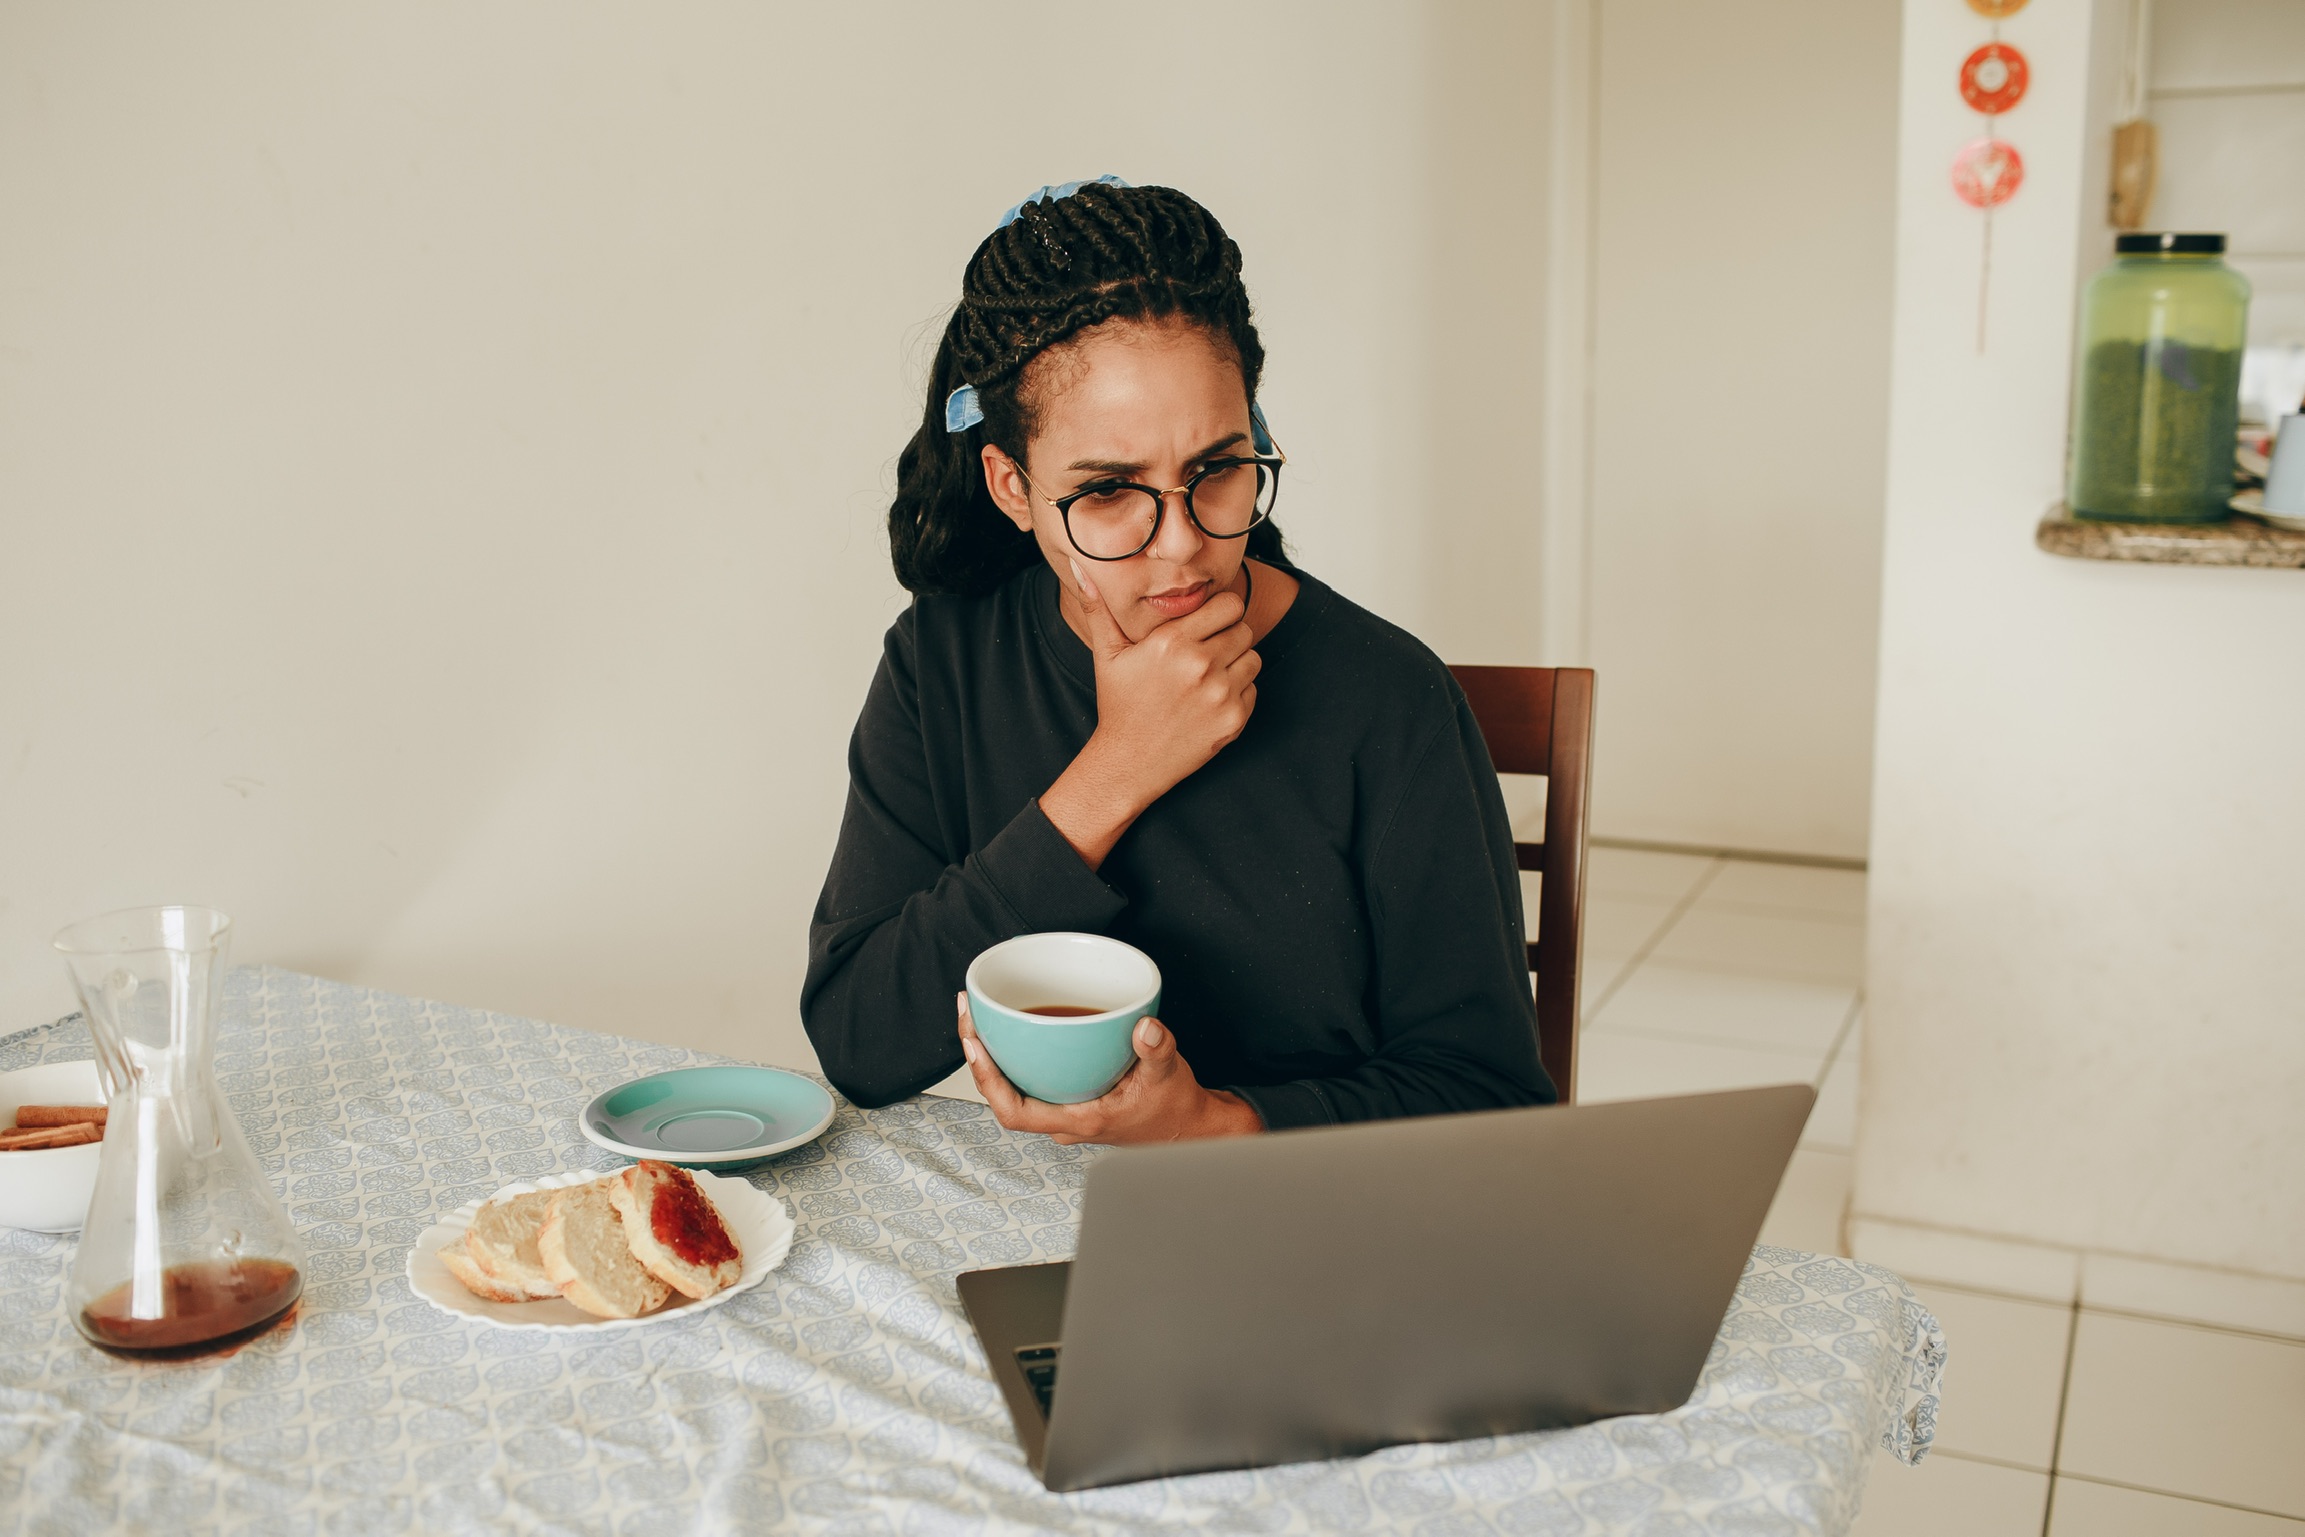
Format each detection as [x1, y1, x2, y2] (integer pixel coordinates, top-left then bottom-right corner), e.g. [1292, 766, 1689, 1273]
[610, 1159, 744, 1300]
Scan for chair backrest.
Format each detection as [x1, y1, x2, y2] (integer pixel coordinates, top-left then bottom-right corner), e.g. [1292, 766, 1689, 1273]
[1448, 666, 1596, 1103]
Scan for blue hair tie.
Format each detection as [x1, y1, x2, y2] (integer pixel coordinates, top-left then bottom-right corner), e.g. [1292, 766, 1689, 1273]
[944, 384, 983, 434]
[998, 173, 1130, 230]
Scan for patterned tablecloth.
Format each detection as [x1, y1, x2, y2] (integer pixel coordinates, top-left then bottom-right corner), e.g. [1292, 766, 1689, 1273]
[0, 969, 1942, 1536]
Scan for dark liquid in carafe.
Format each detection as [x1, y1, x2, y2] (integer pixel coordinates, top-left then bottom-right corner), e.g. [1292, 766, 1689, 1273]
[1021, 1004, 1106, 1017]
[78, 1258, 302, 1359]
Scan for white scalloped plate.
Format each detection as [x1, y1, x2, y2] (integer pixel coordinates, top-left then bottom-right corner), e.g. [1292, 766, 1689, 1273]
[407, 1166, 793, 1331]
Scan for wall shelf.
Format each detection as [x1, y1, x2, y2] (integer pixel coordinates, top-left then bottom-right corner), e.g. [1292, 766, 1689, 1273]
[2037, 505, 2305, 569]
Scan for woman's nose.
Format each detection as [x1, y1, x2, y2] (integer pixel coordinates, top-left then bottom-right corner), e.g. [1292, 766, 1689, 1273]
[1150, 487, 1206, 562]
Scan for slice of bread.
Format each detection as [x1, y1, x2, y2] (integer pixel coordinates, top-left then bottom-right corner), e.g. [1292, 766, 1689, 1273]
[463, 1188, 564, 1301]
[437, 1238, 531, 1304]
[538, 1179, 672, 1319]
[610, 1160, 744, 1300]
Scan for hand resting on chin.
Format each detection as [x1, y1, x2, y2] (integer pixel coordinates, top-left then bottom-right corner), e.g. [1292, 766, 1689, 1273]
[956, 993, 1263, 1145]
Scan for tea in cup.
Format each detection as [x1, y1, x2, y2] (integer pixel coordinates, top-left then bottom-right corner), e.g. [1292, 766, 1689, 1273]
[964, 933, 1161, 1104]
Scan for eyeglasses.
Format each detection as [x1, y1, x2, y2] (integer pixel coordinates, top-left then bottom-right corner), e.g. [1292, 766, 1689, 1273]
[1018, 443, 1286, 562]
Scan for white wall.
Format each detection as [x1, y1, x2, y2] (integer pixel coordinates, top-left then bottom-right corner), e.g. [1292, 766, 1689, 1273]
[1857, 0, 2305, 1285]
[0, 3, 1554, 1066]
[1573, 0, 1901, 860]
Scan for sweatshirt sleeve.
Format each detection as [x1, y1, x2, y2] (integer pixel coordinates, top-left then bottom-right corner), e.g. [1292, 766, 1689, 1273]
[801, 609, 1126, 1107]
[1227, 695, 1555, 1129]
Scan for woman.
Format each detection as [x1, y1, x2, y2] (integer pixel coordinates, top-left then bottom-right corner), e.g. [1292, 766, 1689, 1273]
[802, 177, 1551, 1143]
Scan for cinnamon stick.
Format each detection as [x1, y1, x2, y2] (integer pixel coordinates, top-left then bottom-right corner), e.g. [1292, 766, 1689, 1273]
[0, 1121, 100, 1149]
[13, 1104, 107, 1128]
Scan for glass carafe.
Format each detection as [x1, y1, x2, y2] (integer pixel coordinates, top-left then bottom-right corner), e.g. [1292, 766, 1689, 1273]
[55, 906, 304, 1356]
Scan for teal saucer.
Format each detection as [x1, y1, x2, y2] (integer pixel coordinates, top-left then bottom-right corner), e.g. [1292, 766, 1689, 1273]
[580, 1066, 835, 1170]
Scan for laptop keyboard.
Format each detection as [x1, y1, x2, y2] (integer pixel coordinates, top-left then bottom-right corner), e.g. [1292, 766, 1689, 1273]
[1014, 1345, 1060, 1417]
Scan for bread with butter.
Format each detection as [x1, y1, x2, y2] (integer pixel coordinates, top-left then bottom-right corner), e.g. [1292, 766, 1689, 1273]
[462, 1188, 564, 1301]
[437, 1238, 532, 1303]
[538, 1179, 672, 1319]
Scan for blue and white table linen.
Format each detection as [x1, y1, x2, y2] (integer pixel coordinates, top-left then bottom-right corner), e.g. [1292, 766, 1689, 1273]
[0, 968, 1942, 1535]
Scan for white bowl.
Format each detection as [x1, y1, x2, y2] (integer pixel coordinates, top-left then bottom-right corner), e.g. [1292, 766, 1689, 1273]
[0, 1061, 106, 1232]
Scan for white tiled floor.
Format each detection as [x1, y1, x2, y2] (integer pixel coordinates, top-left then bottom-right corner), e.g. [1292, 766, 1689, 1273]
[1572, 845, 2305, 1537]
[2049, 1478, 2305, 1536]
[2058, 1313, 2305, 1519]
[1595, 963, 1855, 1055]
[1647, 905, 1867, 986]
[1855, 1451, 2050, 1534]
[1908, 1282, 2071, 1470]
[1569, 848, 1860, 1256]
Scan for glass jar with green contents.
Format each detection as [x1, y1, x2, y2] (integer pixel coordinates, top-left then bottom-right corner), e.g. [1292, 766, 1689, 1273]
[2067, 232, 2250, 523]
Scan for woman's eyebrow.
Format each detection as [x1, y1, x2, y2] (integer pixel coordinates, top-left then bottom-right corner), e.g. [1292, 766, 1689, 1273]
[1065, 431, 1249, 476]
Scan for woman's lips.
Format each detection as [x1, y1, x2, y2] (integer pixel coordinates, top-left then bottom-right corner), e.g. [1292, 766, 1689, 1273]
[1142, 581, 1212, 620]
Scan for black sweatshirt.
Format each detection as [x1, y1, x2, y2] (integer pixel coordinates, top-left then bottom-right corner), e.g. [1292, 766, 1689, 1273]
[801, 562, 1555, 1128]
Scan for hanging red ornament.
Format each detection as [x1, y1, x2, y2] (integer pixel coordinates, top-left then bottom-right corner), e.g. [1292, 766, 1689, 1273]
[1959, 42, 2029, 115]
[1957, 2, 2030, 354]
[1951, 138, 2025, 208]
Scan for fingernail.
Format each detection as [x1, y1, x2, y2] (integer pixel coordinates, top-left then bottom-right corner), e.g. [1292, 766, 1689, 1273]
[1068, 557, 1085, 584]
[1139, 1019, 1164, 1049]
[956, 991, 967, 1016]
[962, 1038, 982, 1065]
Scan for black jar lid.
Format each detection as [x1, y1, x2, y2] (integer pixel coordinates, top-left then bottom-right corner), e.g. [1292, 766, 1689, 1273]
[2116, 232, 2226, 254]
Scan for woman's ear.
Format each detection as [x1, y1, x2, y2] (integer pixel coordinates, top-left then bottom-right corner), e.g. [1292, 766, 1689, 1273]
[980, 445, 1036, 534]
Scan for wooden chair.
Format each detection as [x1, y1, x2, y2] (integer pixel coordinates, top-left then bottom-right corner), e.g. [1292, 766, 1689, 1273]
[1448, 666, 1596, 1103]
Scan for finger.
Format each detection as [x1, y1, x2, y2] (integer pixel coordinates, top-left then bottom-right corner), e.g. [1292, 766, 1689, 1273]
[957, 991, 1017, 1102]
[1005, 1093, 1087, 1139]
[962, 1029, 1044, 1127]
[1045, 1022, 1186, 1143]
[1194, 617, 1257, 669]
[1132, 1016, 1182, 1079]
[1222, 658, 1261, 716]
[1068, 559, 1134, 658]
[1046, 1064, 1137, 1144]
[1220, 635, 1262, 679]
[1170, 587, 1249, 643]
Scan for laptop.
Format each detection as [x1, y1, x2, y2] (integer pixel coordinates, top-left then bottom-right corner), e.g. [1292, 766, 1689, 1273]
[956, 1082, 1815, 1492]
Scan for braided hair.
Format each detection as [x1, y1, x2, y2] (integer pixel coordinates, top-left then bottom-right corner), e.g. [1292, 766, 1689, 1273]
[889, 181, 1287, 596]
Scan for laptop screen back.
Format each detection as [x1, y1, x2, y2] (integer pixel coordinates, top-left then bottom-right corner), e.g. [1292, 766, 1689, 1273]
[1038, 1085, 1813, 1491]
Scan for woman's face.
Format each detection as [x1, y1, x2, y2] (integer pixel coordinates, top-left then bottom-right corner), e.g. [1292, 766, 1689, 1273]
[983, 318, 1256, 643]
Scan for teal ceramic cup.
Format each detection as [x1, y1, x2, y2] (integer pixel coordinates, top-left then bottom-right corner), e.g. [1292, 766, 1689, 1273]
[965, 932, 1161, 1104]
